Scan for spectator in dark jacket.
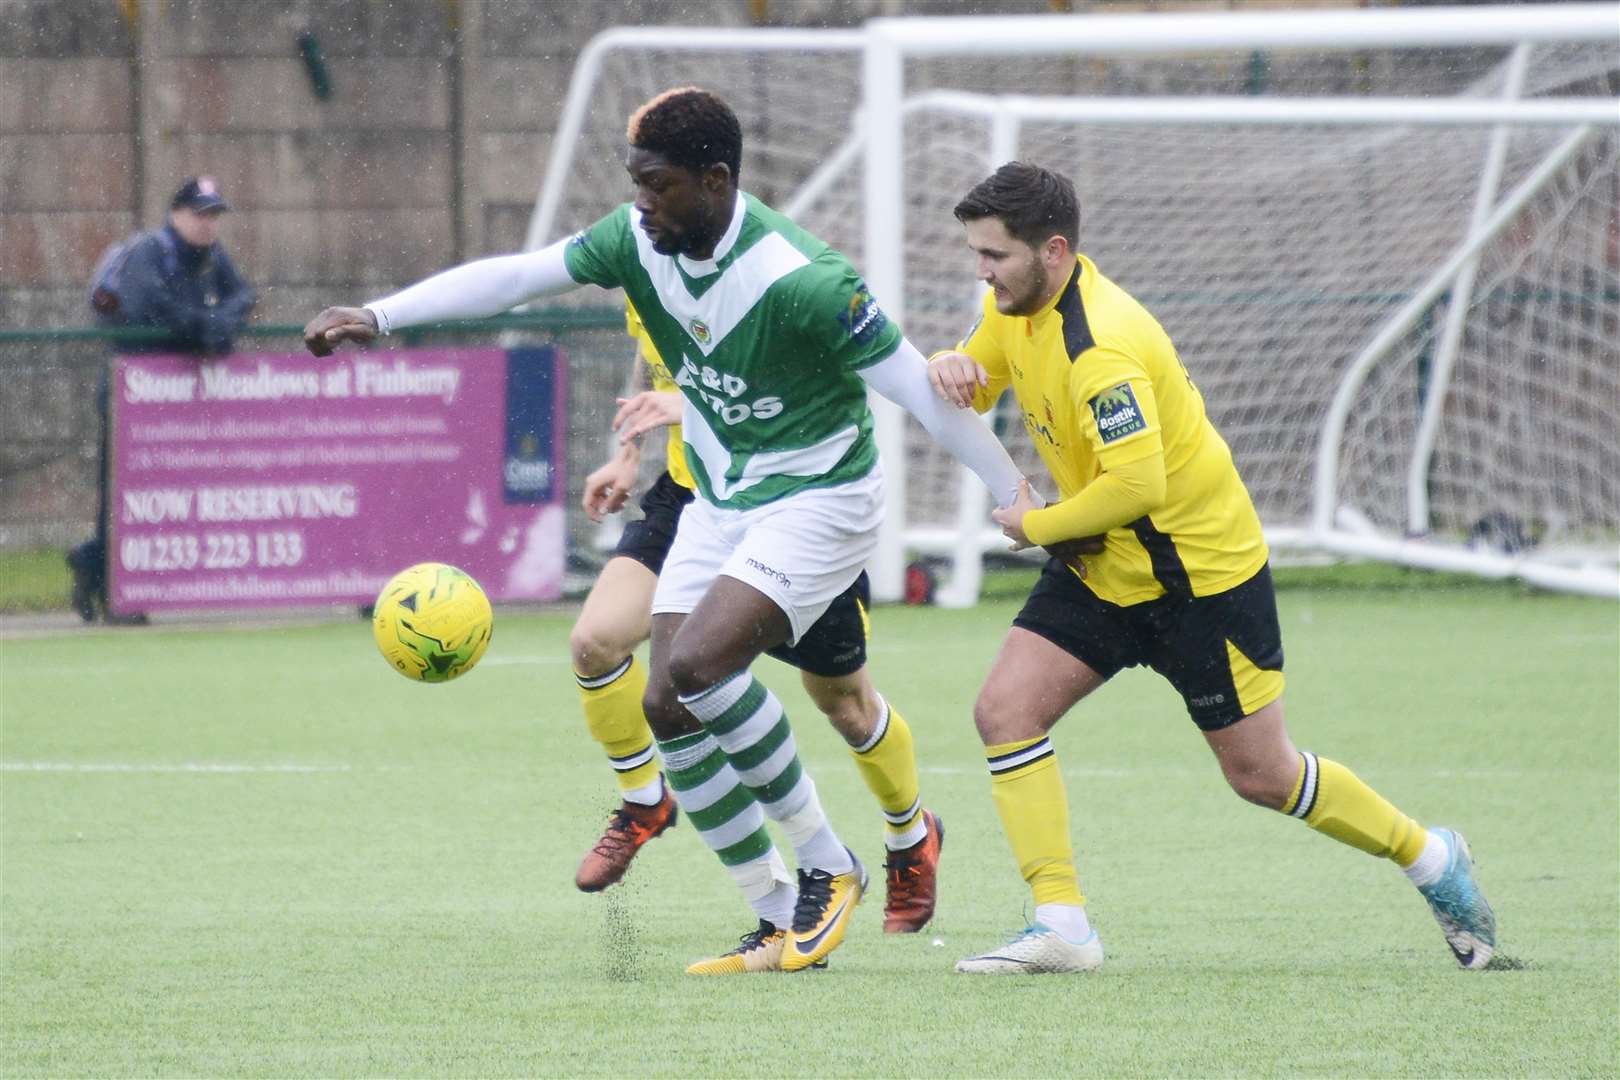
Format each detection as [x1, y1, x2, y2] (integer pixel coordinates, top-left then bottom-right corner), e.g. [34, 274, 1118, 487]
[69, 176, 257, 622]
[90, 175, 256, 352]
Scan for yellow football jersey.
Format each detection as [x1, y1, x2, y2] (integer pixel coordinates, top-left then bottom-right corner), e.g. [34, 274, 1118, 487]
[960, 254, 1267, 606]
[625, 301, 694, 492]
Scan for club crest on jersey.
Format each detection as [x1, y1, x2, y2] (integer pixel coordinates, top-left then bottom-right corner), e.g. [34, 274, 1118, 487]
[837, 284, 887, 344]
[688, 318, 711, 344]
[1090, 383, 1147, 444]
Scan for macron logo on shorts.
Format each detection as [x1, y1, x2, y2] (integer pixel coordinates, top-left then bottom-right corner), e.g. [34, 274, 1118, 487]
[746, 558, 791, 589]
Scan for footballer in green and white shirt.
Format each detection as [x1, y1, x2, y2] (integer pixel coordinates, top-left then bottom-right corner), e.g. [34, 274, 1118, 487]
[564, 194, 899, 511]
[303, 87, 1021, 975]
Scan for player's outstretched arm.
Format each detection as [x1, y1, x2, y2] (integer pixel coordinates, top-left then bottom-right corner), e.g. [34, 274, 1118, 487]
[307, 239, 582, 353]
[860, 339, 1022, 507]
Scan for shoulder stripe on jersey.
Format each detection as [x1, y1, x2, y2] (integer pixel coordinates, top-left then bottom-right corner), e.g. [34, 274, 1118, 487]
[1056, 264, 1096, 361]
[1129, 515, 1193, 597]
[631, 208, 809, 357]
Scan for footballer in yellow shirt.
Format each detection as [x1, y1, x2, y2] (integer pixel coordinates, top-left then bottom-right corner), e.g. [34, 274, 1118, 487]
[934, 162, 1495, 976]
[625, 301, 696, 492]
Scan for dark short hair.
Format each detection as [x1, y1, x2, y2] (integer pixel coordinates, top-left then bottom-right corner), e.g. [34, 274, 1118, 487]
[626, 87, 743, 183]
[954, 162, 1079, 249]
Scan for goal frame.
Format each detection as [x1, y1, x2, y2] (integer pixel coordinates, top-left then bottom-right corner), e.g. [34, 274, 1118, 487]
[526, 4, 1620, 601]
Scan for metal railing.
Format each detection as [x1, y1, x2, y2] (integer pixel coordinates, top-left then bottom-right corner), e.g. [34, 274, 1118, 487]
[0, 309, 634, 553]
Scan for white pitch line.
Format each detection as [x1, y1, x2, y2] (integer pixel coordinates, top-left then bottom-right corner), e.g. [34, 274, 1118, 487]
[921, 765, 1142, 777]
[1, 762, 353, 774]
[479, 655, 573, 667]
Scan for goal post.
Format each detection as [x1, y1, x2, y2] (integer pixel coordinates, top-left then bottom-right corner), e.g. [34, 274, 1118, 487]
[525, 6, 1620, 602]
[861, 4, 1620, 601]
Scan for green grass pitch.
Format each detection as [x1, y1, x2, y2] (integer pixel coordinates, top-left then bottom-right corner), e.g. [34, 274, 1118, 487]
[3, 577, 1617, 1077]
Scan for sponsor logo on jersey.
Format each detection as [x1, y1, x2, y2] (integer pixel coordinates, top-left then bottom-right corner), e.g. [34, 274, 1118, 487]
[1044, 396, 1057, 427]
[837, 284, 887, 344]
[689, 318, 711, 344]
[644, 353, 674, 385]
[1089, 383, 1147, 444]
[675, 355, 784, 426]
[1023, 411, 1060, 449]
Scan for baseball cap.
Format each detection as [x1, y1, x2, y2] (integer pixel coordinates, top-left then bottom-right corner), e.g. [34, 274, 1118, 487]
[171, 176, 230, 213]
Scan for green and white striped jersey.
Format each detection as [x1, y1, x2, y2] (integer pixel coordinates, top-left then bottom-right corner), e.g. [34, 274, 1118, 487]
[564, 192, 902, 510]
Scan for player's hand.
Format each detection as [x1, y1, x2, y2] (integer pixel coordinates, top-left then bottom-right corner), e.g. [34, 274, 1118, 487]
[990, 477, 1042, 552]
[582, 455, 639, 523]
[1046, 534, 1107, 558]
[1043, 535, 1104, 578]
[612, 391, 684, 444]
[927, 350, 989, 409]
[303, 306, 378, 357]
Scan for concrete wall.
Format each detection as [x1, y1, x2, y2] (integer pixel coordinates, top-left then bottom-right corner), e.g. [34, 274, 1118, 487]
[0, 0, 1364, 550]
[1, 0, 1374, 327]
[2, 0, 1121, 329]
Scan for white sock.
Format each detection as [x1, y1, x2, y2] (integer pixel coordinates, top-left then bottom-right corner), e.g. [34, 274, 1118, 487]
[792, 822, 855, 876]
[1036, 903, 1092, 943]
[755, 880, 798, 930]
[885, 814, 928, 851]
[727, 848, 796, 927]
[621, 775, 664, 807]
[773, 780, 854, 875]
[1403, 829, 1450, 888]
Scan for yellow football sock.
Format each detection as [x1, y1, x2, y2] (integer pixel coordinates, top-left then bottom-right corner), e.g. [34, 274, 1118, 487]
[850, 703, 923, 846]
[1284, 751, 1428, 867]
[986, 736, 1085, 906]
[576, 656, 659, 796]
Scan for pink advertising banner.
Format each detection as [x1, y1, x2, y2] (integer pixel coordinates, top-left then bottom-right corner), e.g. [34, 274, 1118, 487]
[108, 347, 566, 615]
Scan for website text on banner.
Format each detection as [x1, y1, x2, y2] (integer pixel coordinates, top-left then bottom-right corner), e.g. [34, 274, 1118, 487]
[108, 347, 566, 615]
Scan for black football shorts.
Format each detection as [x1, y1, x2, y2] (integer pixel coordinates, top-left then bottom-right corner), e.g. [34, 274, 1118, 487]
[1013, 558, 1285, 731]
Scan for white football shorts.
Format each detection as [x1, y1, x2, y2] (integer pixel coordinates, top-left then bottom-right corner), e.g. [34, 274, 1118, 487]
[651, 466, 884, 644]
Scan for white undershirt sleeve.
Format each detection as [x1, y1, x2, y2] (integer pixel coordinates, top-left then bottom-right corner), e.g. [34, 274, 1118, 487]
[858, 338, 1023, 508]
[364, 238, 579, 334]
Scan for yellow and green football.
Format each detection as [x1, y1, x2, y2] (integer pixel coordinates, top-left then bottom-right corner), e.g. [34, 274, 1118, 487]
[372, 563, 493, 683]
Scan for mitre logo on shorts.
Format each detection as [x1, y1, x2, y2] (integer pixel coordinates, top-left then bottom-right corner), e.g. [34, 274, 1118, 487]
[688, 318, 711, 344]
[1090, 383, 1147, 444]
[837, 284, 887, 344]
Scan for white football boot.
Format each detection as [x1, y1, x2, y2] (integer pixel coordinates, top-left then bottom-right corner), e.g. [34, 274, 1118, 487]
[955, 923, 1104, 975]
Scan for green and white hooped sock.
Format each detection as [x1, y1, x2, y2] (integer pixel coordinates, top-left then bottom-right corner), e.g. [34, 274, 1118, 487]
[680, 672, 854, 876]
[656, 729, 795, 926]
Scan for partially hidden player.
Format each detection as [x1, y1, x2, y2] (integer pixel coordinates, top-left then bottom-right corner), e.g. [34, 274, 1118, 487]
[565, 300, 945, 971]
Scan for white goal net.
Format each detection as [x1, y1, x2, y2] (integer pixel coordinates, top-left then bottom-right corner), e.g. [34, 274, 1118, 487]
[529, 8, 1620, 600]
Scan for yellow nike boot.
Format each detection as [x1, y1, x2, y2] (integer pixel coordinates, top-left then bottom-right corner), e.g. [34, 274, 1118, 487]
[685, 921, 829, 975]
[781, 850, 866, 972]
